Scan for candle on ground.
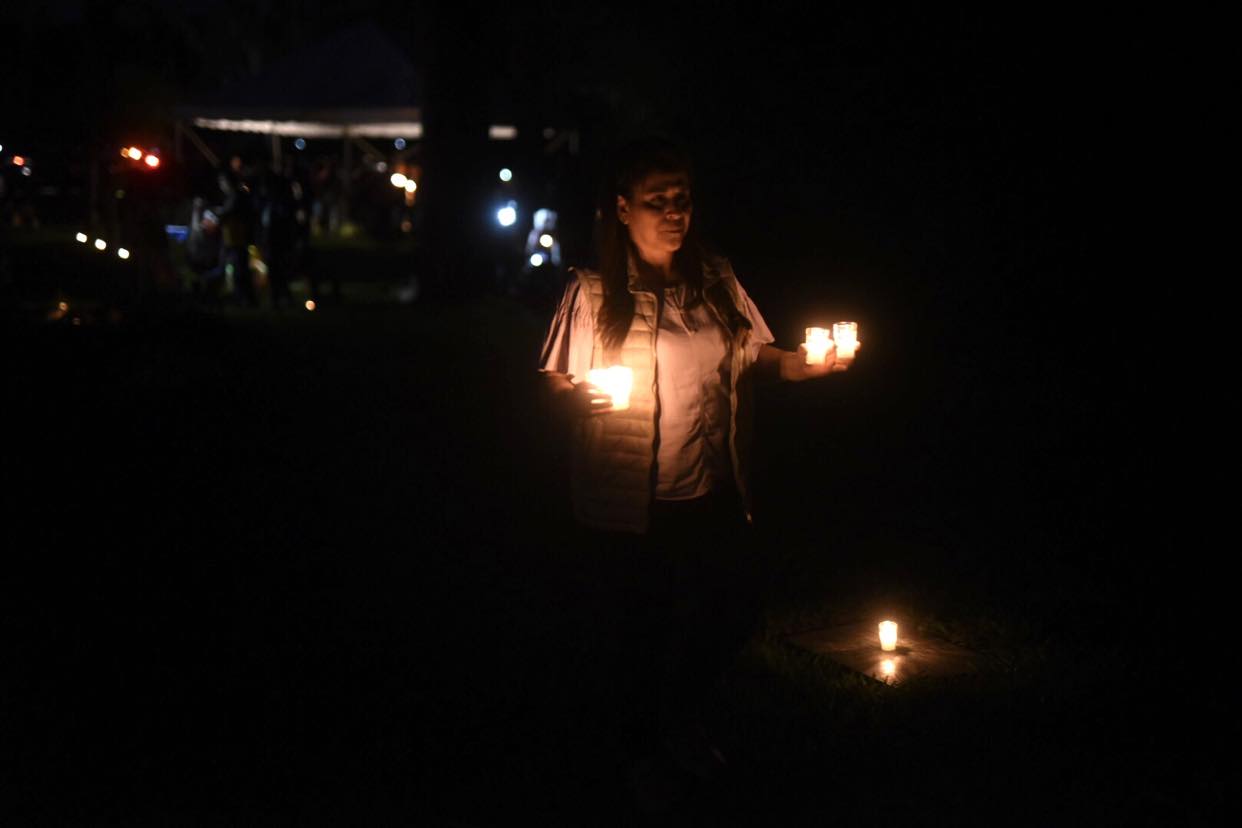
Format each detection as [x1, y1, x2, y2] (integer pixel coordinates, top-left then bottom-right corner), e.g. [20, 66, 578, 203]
[879, 620, 898, 652]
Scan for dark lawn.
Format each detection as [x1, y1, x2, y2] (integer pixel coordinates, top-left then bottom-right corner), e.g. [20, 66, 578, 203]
[4, 266, 1211, 824]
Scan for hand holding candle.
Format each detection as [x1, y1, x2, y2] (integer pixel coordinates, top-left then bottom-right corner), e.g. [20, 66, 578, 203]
[803, 327, 834, 366]
[585, 366, 633, 412]
[833, 321, 859, 361]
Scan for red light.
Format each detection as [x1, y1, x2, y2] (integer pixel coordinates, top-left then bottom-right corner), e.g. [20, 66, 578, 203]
[144, 154, 160, 168]
[12, 155, 25, 166]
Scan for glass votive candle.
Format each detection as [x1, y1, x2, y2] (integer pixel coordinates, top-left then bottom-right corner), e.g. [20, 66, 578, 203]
[833, 322, 859, 360]
[586, 366, 633, 411]
[804, 326, 833, 365]
[879, 620, 898, 652]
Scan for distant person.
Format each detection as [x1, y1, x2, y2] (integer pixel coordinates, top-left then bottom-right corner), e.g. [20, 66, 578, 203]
[286, 158, 312, 298]
[213, 170, 256, 307]
[524, 207, 563, 268]
[537, 137, 858, 805]
[522, 207, 564, 307]
[188, 196, 221, 279]
[258, 163, 297, 309]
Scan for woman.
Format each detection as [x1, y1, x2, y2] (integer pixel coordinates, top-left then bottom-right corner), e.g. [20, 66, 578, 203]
[537, 137, 854, 789]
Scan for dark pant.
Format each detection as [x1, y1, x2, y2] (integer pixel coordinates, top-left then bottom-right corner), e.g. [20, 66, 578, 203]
[648, 489, 762, 734]
[568, 487, 764, 746]
[220, 245, 255, 306]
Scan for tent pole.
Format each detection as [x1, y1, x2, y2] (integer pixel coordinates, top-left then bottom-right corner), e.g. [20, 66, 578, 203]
[181, 123, 221, 168]
[350, 134, 385, 160]
[340, 128, 352, 228]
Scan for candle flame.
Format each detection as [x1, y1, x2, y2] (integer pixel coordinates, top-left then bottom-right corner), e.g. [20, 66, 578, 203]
[804, 326, 834, 365]
[586, 366, 633, 411]
[879, 620, 898, 651]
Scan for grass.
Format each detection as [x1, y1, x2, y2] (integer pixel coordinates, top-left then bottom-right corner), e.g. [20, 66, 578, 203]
[5, 276, 1208, 825]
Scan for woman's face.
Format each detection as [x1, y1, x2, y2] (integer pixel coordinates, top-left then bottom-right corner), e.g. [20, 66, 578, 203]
[617, 171, 692, 262]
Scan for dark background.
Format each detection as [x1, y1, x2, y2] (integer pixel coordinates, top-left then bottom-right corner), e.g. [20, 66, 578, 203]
[5, 3, 1195, 824]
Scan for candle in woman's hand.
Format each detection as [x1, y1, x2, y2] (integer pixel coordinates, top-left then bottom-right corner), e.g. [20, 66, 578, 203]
[586, 366, 633, 411]
[833, 322, 859, 360]
[879, 620, 898, 652]
[804, 327, 834, 365]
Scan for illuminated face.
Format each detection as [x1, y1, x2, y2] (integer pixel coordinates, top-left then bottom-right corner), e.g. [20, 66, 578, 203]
[617, 171, 692, 262]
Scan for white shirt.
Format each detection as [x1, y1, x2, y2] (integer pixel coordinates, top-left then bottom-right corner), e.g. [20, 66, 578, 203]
[538, 270, 775, 501]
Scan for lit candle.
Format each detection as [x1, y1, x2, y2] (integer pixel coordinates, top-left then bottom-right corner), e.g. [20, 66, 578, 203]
[586, 366, 633, 411]
[879, 620, 898, 652]
[833, 322, 859, 360]
[803, 326, 834, 365]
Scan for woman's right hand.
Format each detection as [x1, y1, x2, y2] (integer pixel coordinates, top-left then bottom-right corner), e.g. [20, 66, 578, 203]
[570, 380, 614, 417]
[539, 372, 614, 419]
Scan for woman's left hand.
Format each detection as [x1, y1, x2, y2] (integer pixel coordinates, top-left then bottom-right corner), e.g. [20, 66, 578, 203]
[781, 344, 856, 381]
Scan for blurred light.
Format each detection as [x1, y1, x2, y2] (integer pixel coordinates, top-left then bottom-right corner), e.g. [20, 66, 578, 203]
[59, 301, 69, 311]
[498, 168, 512, 182]
[390, 172, 408, 188]
[117, 248, 130, 260]
[21, 166, 31, 176]
[404, 179, 416, 193]
[94, 239, 106, 251]
[542, 127, 555, 139]
[880, 659, 896, 679]
[126, 147, 142, 160]
[497, 204, 517, 227]
[529, 253, 544, 267]
[193, 117, 422, 139]
[75, 232, 88, 243]
[539, 233, 554, 248]
[294, 137, 306, 150]
[0, 143, 4, 152]
[164, 224, 189, 243]
[488, 125, 517, 140]
[376, 161, 388, 173]
[144, 154, 160, 168]
[72, 317, 82, 326]
[305, 300, 316, 311]
[12, 155, 25, 165]
[115, 189, 125, 199]
[400, 219, 413, 233]
[394, 137, 406, 150]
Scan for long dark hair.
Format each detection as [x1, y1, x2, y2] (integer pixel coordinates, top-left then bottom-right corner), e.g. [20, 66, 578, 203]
[594, 137, 748, 353]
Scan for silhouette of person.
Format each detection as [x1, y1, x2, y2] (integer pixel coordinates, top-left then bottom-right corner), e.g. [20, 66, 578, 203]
[214, 170, 256, 307]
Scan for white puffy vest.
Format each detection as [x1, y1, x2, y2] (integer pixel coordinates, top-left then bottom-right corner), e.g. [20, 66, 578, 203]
[570, 259, 757, 534]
